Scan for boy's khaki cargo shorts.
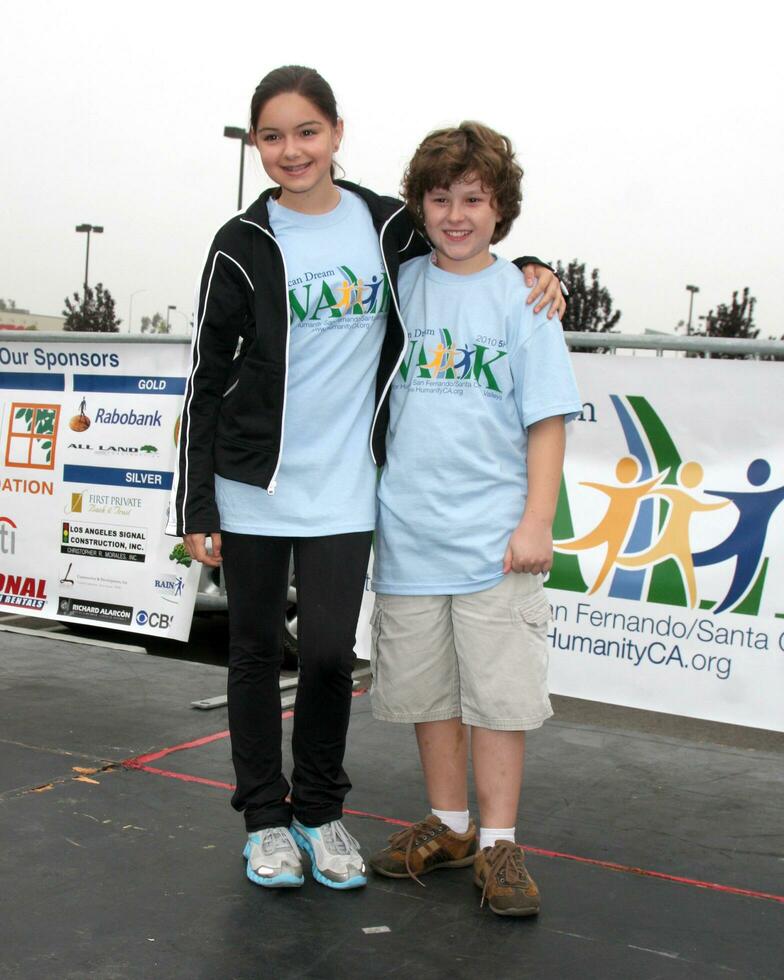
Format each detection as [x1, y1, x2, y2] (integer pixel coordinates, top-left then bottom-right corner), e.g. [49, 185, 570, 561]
[370, 572, 553, 731]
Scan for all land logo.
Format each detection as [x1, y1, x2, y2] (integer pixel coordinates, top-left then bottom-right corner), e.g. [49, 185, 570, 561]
[67, 442, 159, 457]
[399, 328, 508, 395]
[550, 395, 784, 619]
[0, 572, 47, 610]
[5, 402, 59, 470]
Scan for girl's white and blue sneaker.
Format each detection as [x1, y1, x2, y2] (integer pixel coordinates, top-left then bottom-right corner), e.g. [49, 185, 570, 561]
[243, 827, 305, 888]
[290, 818, 367, 889]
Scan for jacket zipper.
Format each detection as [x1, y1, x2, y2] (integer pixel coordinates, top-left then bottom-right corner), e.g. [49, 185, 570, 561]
[369, 205, 409, 464]
[239, 217, 292, 495]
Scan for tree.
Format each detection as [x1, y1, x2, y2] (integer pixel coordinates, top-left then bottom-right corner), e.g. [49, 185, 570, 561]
[63, 283, 121, 332]
[140, 312, 171, 334]
[691, 287, 758, 359]
[554, 260, 621, 347]
[0, 299, 18, 311]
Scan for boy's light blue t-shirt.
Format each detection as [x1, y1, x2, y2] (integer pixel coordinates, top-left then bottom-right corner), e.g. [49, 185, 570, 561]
[373, 254, 583, 595]
[215, 190, 388, 536]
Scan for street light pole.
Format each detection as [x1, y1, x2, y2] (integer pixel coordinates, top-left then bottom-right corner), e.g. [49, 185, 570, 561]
[224, 126, 250, 210]
[75, 223, 104, 293]
[685, 284, 700, 336]
[167, 304, 176, 331]
[128, 289, 147, 334]
[169, 308, 188, 332]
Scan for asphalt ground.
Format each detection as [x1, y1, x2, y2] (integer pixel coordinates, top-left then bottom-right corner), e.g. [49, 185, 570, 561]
[0, 614, 782, 979]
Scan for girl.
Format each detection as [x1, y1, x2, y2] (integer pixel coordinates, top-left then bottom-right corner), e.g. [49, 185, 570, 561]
[168, 65, 564, 891]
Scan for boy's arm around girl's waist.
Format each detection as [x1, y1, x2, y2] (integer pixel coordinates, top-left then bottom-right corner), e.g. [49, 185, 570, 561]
[173, 239, 253, 536]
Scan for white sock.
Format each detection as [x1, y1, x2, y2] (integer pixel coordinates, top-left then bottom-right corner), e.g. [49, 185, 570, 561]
[431, 808, 470, 834]
[479, 827, 515, 850]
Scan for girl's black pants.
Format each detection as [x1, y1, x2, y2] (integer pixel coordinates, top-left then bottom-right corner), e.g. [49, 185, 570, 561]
[220, 529, 372, 832]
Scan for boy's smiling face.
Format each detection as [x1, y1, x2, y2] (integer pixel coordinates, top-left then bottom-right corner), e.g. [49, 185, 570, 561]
[422, 176, 500, 275]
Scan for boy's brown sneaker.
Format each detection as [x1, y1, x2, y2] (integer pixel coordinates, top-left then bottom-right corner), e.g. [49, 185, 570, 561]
[369, 814, 477, 885]
[473, 840, 540, 916]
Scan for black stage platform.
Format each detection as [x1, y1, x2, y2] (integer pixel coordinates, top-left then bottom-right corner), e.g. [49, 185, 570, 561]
[1, 632, 782, 979]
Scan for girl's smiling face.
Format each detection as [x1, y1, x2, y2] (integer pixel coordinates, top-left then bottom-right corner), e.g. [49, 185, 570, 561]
[254, 92, 343, 213]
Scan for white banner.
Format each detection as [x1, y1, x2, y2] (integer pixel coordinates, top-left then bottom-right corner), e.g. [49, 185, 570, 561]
[0, 339, 199, 640]
[547, 354, 784, 731]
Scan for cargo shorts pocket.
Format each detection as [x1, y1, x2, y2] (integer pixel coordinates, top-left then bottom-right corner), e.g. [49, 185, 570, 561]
[514, 593, 551, 628]
[512, 593, 551, 666]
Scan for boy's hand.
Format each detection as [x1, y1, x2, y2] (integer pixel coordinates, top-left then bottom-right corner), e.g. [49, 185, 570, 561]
[503, 516, 553, 575]
[522, 264, 566, 320]
[183, 531, 222, 568]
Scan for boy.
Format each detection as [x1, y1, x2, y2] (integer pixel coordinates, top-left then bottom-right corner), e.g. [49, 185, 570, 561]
[368, 122, 582, 916]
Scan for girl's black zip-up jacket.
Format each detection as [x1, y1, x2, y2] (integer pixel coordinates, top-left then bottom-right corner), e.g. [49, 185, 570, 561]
[168, 179, 547, 537]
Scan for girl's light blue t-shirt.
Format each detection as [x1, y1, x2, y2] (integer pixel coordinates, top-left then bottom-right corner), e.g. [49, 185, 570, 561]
[215, 190, 388, 535]
[373, 254, 583, 595]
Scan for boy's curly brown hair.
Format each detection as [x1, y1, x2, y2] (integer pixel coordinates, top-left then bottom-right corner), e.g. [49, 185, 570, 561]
[401, 121, 524, 245]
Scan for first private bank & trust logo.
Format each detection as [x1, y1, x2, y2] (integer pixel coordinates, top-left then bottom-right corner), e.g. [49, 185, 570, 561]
[549, 395, 784, 617]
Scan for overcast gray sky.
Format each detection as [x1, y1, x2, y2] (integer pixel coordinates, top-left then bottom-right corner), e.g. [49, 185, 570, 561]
[3, 0, 782, 338]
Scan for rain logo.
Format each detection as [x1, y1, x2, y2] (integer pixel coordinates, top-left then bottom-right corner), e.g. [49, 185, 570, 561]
[549, 395, 784, 617]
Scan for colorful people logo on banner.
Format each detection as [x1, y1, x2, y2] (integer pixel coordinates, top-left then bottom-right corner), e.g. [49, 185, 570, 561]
[550, 395, 784, 616]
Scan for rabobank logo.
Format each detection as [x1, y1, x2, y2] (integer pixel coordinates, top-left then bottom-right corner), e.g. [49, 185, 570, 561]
[550, 395, 784, 617]
[94, 408, 162, 427]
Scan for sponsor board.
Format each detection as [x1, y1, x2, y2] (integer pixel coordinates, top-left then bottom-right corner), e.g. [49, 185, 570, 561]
[544, 356, 784, 731]
[61, 520, 147, 563]
[0, 339, 202, 640]
[58, 596, 133, 626]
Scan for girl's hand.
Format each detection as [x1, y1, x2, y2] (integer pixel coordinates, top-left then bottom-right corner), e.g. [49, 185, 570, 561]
[503, 516, 553, 575]
[184, 532, 222, 568]
[522, 264, 567, 320]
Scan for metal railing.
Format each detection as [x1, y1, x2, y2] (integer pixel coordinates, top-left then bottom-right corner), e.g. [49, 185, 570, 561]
[6, 330, 782, 357]
[564, 332, 783, 357]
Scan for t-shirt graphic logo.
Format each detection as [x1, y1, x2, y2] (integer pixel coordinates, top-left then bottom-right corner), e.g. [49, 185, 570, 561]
[289, 266, 389, 322]
[399, 329, 508, 392]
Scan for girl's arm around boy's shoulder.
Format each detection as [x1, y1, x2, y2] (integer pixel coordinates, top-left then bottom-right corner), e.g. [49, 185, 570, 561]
[510, 255, 566, 320]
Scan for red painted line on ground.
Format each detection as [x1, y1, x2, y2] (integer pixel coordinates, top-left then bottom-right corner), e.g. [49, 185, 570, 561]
[516, 844, 784, 904]
[134, 764, 235, 791]
[342, 808, 784, 905]
[119, 688, 784, 906]
[124, 729, 230, 768]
